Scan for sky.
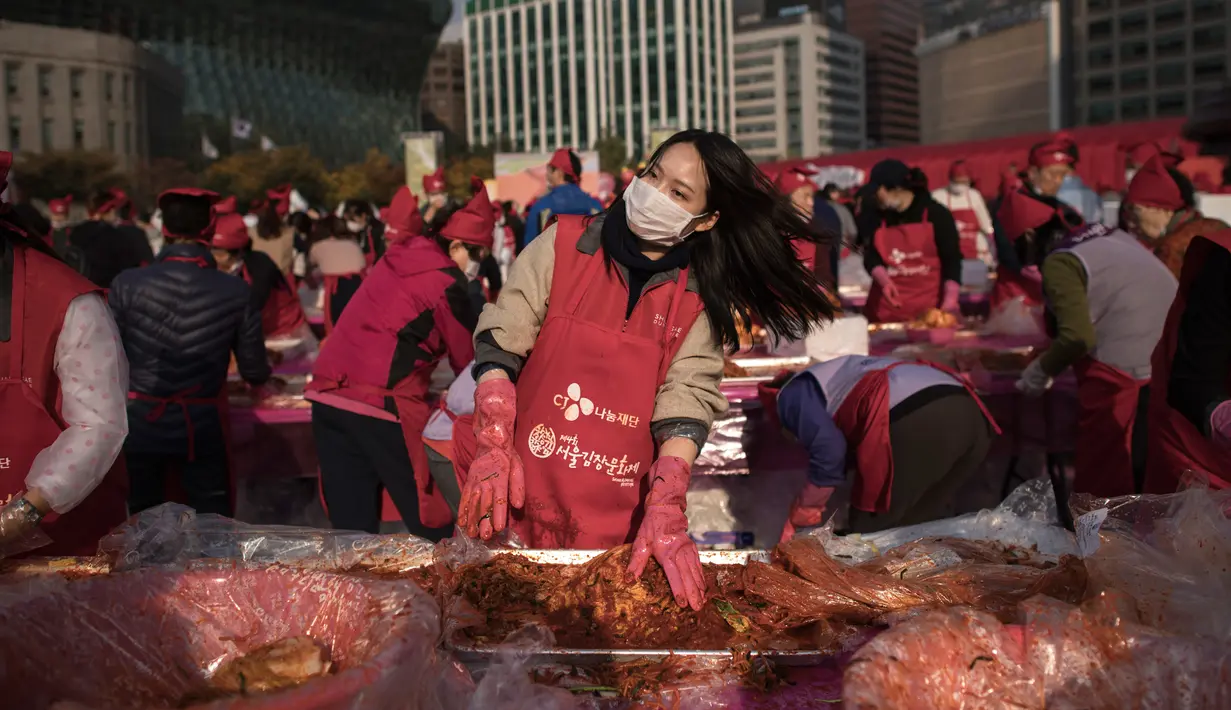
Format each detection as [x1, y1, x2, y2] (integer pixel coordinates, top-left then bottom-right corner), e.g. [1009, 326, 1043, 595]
[442, 0, 464, 40]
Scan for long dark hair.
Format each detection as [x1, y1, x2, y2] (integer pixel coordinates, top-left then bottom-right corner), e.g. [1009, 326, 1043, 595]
[256, 204, 283, 240]
[622, 130, 837, 350]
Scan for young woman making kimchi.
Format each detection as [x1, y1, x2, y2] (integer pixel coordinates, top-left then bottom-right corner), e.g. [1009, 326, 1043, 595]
[458, 130, 837, 610]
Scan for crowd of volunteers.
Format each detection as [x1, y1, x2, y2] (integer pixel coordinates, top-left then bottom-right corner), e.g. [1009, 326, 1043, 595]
[0, 87, 1229, 613]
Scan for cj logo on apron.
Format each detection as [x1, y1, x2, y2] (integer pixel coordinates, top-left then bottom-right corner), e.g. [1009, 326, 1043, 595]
[888, 248, 931, 278]
[527, 381, 643, 488]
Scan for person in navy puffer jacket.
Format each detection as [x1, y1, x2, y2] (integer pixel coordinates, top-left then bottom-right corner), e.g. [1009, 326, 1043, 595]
[109, 188, 271, 517]
[523, 148, 603, 247]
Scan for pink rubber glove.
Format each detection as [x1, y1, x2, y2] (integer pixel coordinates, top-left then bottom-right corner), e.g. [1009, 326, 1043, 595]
[780, 484, 836, 544]
[870, 266, 901, 307]
[940, 280, 961, 313]
[1019, 265, 1043, 284]
[627, 456, 706, 611]
[1210, 400, 1231, 451]
[459, 378, 525, 540]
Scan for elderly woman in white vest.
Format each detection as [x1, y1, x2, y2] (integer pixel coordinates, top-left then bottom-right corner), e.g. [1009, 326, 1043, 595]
[1014, 192, 1178, 499]
[764, 355, 1000, 538]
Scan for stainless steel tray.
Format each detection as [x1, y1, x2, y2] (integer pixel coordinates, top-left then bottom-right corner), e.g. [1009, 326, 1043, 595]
[723, 355, 811, 384]
[447, 549, 836, 666]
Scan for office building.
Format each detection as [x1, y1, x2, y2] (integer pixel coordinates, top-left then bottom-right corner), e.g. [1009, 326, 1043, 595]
[1, 0, 453, 165]
[917, 4, 1054, 143]
[1068, 0, 1229, 127]
[0, 21, 182, 171]
[733, 10, 866, 161]
[463, 0, 735, 157]
[421, 41, 467, 140]
[920, 0, 1048, 39]
[764, 0, 848, 30]
[846, 0, 921, 146]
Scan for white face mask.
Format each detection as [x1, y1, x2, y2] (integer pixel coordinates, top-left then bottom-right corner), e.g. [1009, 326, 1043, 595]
[623, 176, 706, 246]
[346, 220, 364, 233]
[948, 182, 969, 195]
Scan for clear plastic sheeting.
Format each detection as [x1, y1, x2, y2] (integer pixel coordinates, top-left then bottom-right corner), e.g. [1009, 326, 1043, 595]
[808, 478, 1079, 564]
[99, 503, 436, 575]
[843, 595, 1231, 710]
[1070, 487, 1231, 640]
[0, 566, 471, 710]
[983, 295, 1045, 337]
[465, 625, 580, 710]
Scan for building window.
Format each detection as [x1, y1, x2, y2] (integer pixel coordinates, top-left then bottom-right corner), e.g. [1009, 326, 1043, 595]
[105, 72, 114, 102]
[4, 62, 17, 98]
[1087, 46, 1113, 69]
[70, 69, 84, 100]
[7, 116, 20, 150]
[1119, 40, 1149, 64]
[1195, 56, 1227, 82]
[1121, 68, 1149, 91]
[1155, 62, 1187, 87]
[107, 121, 116, 152]
[38, 66, 52, 98]
[125, 122, 132, 154]
[1194, 25, 1226, 52]
[1156, 93, 1187, 117]
[1086, 0, 1112, 11]
[73, 119, 84, 149]
[1118, 10, 1148, 36]
[1121, 96, 1149, 120]
[1153, 2, 1186, 29]
[41, 118, 52, 151]
[1088, 74, 1114, 95]
[122, 75, 131, 105]
[1155, 33, 1187, 58]
[1088, 19, 1112, 41]
[1193, 0, 1226, 22]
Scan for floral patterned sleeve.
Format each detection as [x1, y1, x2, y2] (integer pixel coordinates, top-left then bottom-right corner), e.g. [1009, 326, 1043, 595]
[25, 293, 129, 513]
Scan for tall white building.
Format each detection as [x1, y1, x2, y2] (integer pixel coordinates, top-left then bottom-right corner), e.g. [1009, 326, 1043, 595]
[732, 9, 866, 162]
[463, 0, 735, 157]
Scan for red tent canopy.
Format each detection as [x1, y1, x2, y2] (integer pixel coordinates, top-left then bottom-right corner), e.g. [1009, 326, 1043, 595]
[760, 119, 1198, 195]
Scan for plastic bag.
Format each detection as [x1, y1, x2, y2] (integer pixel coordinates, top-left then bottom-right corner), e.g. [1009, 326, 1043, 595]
[808, 477, 1078, 564]
[843, 595, 1231, 709]
[466, 625, 579, 710]
[1069, 487, 1231, 640]
[99, 503, 436, 575]
[0, 566, 468, 710]
[983, 295, 1045, 337]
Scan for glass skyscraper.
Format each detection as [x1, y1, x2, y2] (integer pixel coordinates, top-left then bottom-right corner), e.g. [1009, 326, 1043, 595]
[464, 0, 734, 157]
[1, 0, 453, 165]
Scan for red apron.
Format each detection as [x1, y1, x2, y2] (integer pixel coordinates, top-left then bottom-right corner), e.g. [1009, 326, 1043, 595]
[242, 263, 307, 339]
[833, 360, 1000, 513]
[1145, 232, 1231, 493]
[944, 192, 981, 260]
[990, 264, 1045, 310]
[863, 212, 941, 323]
[322, 272, 363, 336]
[0, 249, 129, 556]
[1071, 357, 1146, 498]
[511, 225, 695, 548]
[793, 240, 817, 271]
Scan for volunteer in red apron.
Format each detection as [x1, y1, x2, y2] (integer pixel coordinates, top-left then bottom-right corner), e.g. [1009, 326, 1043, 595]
[305, 215, 367, 335]
[1016, 221, 1177, 497]
[990, 142, 1076, 311]
[48, 194, 73, 231]
[421, 168, 455, 237]
[761, 355, 999, 539]
[1143, 85, 1231, 493]
[459, 129, 837, 610]
[774, 166, 820, 270]
[858, 159, 963, 323]
[109, 187, 271, 517]
[0, 153, 129, 557]
[342, 200, 386, 268]
[1124, 154, 1227, 280]
[932, 160, 994, 264]
[306, 184, 479, 538]
[209, 213, 310, 341]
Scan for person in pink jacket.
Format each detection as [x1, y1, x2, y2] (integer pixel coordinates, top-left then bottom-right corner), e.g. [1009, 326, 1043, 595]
[306, 184, 481, 538]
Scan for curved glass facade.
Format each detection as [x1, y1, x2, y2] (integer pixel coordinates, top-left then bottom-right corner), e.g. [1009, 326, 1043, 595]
[2, 0, 453, 164]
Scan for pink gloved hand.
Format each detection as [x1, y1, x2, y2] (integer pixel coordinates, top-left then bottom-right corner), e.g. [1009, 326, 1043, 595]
[627, 456, 706, 611]
[940, 280, 961, 313]
[1209, 400, 1231, 451]
[459, 377, 525, 540]
[1019, 265, 1043, 284]
[870, 266, 901, 307]
[780, 484, 837, 544]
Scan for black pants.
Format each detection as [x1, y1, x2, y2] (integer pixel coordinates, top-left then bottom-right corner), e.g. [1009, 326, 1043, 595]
[424, 445, 463, 515]
[126, 450, 231, 516]
[312, 402, 452, 540]
[847, 391, 994, 534]
[1131, 383, 1151, 494]
[326, 274, 363, 330]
